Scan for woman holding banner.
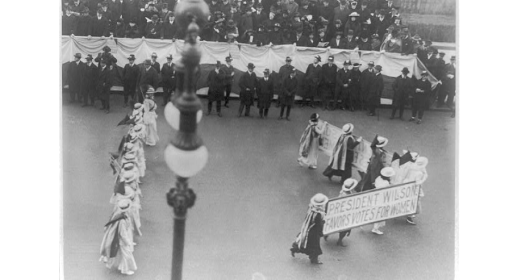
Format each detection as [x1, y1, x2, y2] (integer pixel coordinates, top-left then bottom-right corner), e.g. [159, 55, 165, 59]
[322, 123, 362, 183]
[290, 193, 328, 264]
[356, 135, 389, 192]
[297, 113, 326, 169]
[404, 156, 428, 225]
[324, 178, 359, 247]
[371, 167, 396, 235]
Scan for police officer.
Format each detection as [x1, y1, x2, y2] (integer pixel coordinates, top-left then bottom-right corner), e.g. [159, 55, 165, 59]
[238, 63, 258, 117]
[302, 55, 322, 107]
[97, 59, 112, 113]
[161, 54, 175, 106]
[321, 55, 338, 110]
[410, 71, 431, 124]
[67, 53, 84, 103]
[276, 57, 295, 108]
[390, 67, 413, 120]
[207, 61, 226, 117]
[122, 54, 139, 107]
[82, 54, 99, 107]
[367, 65, 384, 116]
[335, 60, 352, 110]
[222, 56, 235, 108]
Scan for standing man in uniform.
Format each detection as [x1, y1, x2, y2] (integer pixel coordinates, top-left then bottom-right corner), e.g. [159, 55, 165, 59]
[367, 64, 384, 116]
[82, 54, 98, 107]
[257, 69, 274, 118]
[359, 61, 375, 111]
[206, 61, 226, 117]
[348, 62, 361, 111]
[320, 55, 338, 111]
[410, 71, 431, 124]
[277, 56, 295, 108]
[97, 59, 112, 113]
[67, 53, 84, 103]
[222, 56, 235, 108]
[390, 67, 413, 120]
[335, 60, 352, 110]
[302, 55, 322, 108]
[122, 54, 139, 107]
[161, 54, 175, 106]
[238, 63, 258, 117]
[150, 53, 161, 74]
[137, 59, 160, 103]
[280, 68, 298, 120]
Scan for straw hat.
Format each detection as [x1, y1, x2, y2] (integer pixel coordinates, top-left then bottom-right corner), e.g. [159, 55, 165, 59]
[376, 136, 388, 148]
[342, 178, 358, 192]
[310, 193, 329, 206]
[117, 199, 131, 210]
[415, 156, 428, 168]
[342, 123, 354, 134]
[380, 167, 395, 178]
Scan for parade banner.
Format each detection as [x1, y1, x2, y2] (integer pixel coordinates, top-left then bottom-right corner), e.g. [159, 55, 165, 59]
[323, 181, 420, 236]
[318, 122, 393, 173]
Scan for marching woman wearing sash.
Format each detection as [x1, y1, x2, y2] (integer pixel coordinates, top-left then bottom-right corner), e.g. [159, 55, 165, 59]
[100, 199, 138, 275]
[322, 123, 362, 183]
[297, 113, 325, 169]
[355, 135, 389, 192]
[290, 193, 329, 264]
[323, 179, 359, 246]
[371, 167, 395, 235]
[142, 87, 160, 146]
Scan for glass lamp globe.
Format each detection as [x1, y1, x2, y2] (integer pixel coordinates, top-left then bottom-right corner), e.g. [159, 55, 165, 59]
[165, 143, 208, 178]
[165, 102, 204, 131]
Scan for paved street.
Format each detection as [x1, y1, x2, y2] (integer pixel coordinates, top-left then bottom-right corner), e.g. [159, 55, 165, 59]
[62, 93, 455, 280]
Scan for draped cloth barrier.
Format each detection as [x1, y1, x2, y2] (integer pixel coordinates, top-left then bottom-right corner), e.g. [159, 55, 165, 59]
[62, 36, 438, 104]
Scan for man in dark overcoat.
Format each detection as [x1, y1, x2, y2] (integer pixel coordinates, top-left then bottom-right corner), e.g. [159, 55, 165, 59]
[257, 69, 274, 118]
[161, 54, 175, 106]
[320, 55, 338, 110]
[302, 55, 322, 107]
[280, 68, 298, 120]
[82, 54, 99, 107]
[67, 53, 84, 103]
[97, 59, 112, 113]
[122, 54, 139, 107]
[238, 63, 258, 117]
[390, 67, 413, 120]
[137, 59, 160, 103]
[222, 56, 235, 108]
[348, 62, 361, 111]
[409, 71, 432, 124]
[276, 56, 295, 108]
[335, 60, 352, 111]
[367, 65, 384, 116]
[359, 61, 375, 111]
[95, 46, 118, 69]
[207, 61, 226, 117]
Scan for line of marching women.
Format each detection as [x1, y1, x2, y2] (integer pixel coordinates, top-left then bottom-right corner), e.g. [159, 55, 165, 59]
[292, 113, 428, 264]
[99, 86, 159, 276]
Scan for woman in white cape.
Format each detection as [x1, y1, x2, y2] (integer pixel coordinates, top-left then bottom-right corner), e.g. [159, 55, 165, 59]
[297, 113, 325, 169]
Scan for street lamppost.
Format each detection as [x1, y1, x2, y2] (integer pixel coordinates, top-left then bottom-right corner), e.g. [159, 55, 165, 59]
[164, 1, 210, 280]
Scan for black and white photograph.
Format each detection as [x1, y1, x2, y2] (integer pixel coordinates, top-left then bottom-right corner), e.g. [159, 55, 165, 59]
[57, 0, 461, 279]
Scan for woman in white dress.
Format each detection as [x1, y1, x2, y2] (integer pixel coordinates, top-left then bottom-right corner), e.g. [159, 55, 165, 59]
[371, 167, 395, 235]
[111, 183, 142, 238]
[142, 88, 160, 146]
[297, 113, 325, 169]
[403, 156, 428, 225]
[128, 133, 146, 178]
[100, 199, 138, 275]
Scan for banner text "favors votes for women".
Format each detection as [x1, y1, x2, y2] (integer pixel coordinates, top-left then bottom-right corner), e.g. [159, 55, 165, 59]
[323, 182, 420, 235]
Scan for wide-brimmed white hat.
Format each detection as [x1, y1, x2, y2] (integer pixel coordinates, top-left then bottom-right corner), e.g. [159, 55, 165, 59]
[410, 152, 419, 160]
[310, 193, 329, 206]
[129, 133, 139, 142]
[134, 103, 143, 110]
[342, 123, 354, 134]
[124, 142, 134, 151]
[376, 136, 388, 147]
[123, 152, 136, 161]
[415, 156, 428, 168]
[380, 167, 395, 178]
[342, 178, 358, 192]
[133, 124, 145, 132]
[122, 170, 137, 183]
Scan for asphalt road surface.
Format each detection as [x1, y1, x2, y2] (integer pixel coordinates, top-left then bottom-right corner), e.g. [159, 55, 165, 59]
[62, 94, 456, 280]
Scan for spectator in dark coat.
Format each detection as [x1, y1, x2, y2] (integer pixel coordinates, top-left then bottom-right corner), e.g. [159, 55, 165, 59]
[295, 28, 309, 46]
[344, 12, 361, 37]
[76, 8, 92, 36]
[358, 32, 372, 50]
[326, 19, 344, 41]
[410, 71, 432, 124]
[238, 63, 258, 117]
[318, 0, 334, 24]
[145, 14, 162, 38]
[112, 18, 126, 37]
[160, 54, 175, 106]
[367, 65, 384, 116]
[63, 8, 78, 35]
[150, 53, 161, 74]
[276, 57, 295, 108]
[360, 61, 375, 110]
[257, 69, 274, 118]
[253, 4, 268, 28]
[107, 0, 123, 25]
[222, 56, 235, 107]
[333, 2, 351, 26]
[90, 9, 110, 37]
[268, 23, 284, 45]
[161, 12, 178, 40]
[320, 56, 338, 110]
[302, 55, 322, 107]
[329, 32, 346, 49]
[240, 29, 257, 44]
[207, 61, 226, 117]
[122, 0, 140, 24]
[125, 19, 141, 38]
[425, 49, 438, 76]
[438, 56, 456, 108]
[373, 10, 390, 39]
[95, 46, 118, 68]
[280, 68, 298, 120]
[67, 53, 84, 103]
[335, 60, 352, 110]
[254, 26, 269, 46]
[122, 54, 140, 107]
[97, 59, 112, 113]
[137, 59, 160, 102]
[82, 54, 98, 106]
[305, 32, 318, 47]
[390, 67, 413, 120]
[345, 30, 359, 49]
[68, 0, 85, 15]
[349, 63, 362, 110]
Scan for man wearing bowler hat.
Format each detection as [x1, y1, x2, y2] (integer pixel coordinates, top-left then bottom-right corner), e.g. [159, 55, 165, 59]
[257, 69, 274, 118]
[410, 71, 431, 124]
[207, 61, 226, 117]
[367, 64, 384, 116]
[67, 53, 84, 103]
[82, 54, 99, 107]
[97, 59, 112, 113]
[390, 67, 413, 120]
[122, 54, 139, 107]
[321, 55, 338, 110]
[280, 68, 298, 120]
[302, 55, 323, 108]
[277, 57, 295, 108]
[161, 54, 175, 106]
[238, 63, 258, 117]
[222, 56, 235, 108]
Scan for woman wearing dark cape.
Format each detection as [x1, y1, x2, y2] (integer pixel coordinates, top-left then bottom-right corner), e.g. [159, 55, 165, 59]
[322, 123, 362, 183]
[297, 113, 326, 169]
[290, 193, 329, 264]
[355, 135, 389, 192]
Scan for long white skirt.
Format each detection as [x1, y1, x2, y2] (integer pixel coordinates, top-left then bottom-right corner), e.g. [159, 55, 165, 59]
[144, 112, 159, 146]
[298, 138, 320, 169]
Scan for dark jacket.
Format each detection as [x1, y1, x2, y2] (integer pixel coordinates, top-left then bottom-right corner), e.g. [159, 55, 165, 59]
[62, 14, 78, 35]
[413, 78, 432, 108]
[336, 68, 352, 90]
[369, 73, 384, 98]
[82, 62, 99, 91]
[123, 63, 140, 85]
[360, 68, 375, 95]
[125, 23, 141, 38]
[221, 64, 235, 85]
[160, 62, 175, 85]
[145, 22, 162, 38]
[207, 68, 225, 101]
[138, 66, 160, 89]
[95, 52, 118, 68]
[162, 21, 178, 40]
[257, 76, 274, 108]
[305, 63, 322, 86]
[238, 71, 258, 105]
[76, 15, 92, 36]
[321, 63, 338, 86]
[329, 38, 346, 49]
[122, 0, 140, 23]
[90, 16, 110, 36]
[97, 66, 112, 100]
[282, 75, 298, 106]
[67, 60, 84, 91]
[392, 75, 414, 105]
